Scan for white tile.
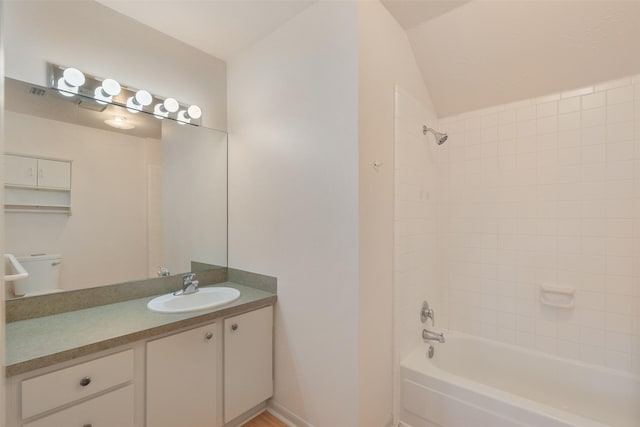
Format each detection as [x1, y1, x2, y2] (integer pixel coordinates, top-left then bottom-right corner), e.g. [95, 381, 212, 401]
[606, 256, 634, 276]
[557, 130, 581, 148]
[517, 105, 537, 122]
[605, 349, 632, 372]
[536, 116, 556, 135]
[607, 142, 635, 162]
[558, 340, 581, 359]
[537, 101, 558, 118]
[582, 107, 606, 128]
[517, 120, 537, 137]
[558, 112, 581, 131]
[606, 331, 633, 353]
[581, 144, 605, 164]
[580, 343, 605, 365]
[481, 126, 498, 143]
[581, 125, 606, 146]
[535, 93, 561, 104]
[562, 86, 594, 98]
[582, 92, 606, 110]
[498, 123, 517, 140]
[595, 78, 632, 92]
[607, 103, 634, 124]
[606, 293, 634, 315]
[607, 86, 634, 105]
[499, 109, 517, 125]
[559, 97, 581, 114]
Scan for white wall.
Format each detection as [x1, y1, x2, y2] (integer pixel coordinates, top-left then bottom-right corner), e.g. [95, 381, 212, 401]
[3, 0, 226, 131]
[437, 75, 640, 374]
[357, 2, 436, 426]
[4, 112, 159, 291]
[227, 2, 359, 426]
[1, 0, 6, 421]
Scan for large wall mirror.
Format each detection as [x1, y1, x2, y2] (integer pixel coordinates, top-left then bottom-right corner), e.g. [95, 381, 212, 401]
[3, 77, 227, 299]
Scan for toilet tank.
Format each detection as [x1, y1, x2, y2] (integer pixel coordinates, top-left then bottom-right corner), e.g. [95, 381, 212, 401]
[14, 254, 62, 296]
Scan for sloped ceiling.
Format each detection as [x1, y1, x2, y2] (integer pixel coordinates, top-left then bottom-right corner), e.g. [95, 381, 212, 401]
[395, 0, 640, 116]
[98, 0, 640, 117]
[95, 0, 314, 60]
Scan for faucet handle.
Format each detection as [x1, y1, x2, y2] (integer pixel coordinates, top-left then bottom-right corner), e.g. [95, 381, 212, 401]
[182, 273, 196, 284]
[421, 301, 435, 326]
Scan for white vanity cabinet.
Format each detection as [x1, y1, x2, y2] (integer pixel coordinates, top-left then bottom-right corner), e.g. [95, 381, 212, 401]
[13, 349, 135, 427]
[224, 306, 274, 423]
[7, 304, 275, 427]
[146, 323, 219, 427]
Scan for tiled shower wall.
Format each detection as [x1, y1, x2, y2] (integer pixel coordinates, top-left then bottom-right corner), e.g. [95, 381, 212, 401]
[437, 75, 640, 374]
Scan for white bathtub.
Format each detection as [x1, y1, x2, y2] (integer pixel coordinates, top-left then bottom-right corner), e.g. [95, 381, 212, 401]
[400, 331, 640, 427]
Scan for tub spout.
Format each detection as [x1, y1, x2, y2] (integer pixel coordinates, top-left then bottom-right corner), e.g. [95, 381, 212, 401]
[423, 329, 445, 343]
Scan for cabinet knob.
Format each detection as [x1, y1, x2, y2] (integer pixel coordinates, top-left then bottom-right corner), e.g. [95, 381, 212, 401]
[79, 376, 92, 387]
[205, 331, 213, 340]
[231, 324, 238, 331]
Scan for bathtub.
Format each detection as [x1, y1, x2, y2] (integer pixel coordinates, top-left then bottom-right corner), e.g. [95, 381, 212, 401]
[400, 331, 640, 427]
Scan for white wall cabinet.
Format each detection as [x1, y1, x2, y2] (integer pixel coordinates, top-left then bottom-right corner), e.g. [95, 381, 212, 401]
[146, 323, 218, 427]
[4, 153, 72, 212]
[224, 306, 274, 423]
[5, 154, 38, 187]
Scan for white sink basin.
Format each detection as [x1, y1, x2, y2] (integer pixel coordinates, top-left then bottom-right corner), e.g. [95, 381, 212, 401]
[147, 287, 241, 313]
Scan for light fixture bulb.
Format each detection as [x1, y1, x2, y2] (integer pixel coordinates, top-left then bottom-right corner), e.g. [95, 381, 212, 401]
[57, 77, 77, 97]
[62, 67, 85, 87]
[163, 98, 179, 113]
[135, 90, 152, 106]
[94, 78, 121, 105]
[187, 105, 202, 120]
[153, 98, 180, 119]
[56, 67, 85, 97]
[126, 90, 152, 113]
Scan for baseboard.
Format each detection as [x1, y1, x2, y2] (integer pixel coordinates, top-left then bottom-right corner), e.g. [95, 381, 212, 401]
[222, 402, 267, 427]
[267, 400, 314, 427]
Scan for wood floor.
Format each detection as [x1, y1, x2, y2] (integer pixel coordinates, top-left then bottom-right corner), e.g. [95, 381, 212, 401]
[241, 411, 287, 427]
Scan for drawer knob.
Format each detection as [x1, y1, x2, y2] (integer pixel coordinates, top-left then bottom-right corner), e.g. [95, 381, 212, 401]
[79, 376, 92, 387]
[205, 331, 213, 340]
[231, 324, 238, 331]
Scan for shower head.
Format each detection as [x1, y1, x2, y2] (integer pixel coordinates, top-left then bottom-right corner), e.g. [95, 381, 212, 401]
[423, 125, 448, 145]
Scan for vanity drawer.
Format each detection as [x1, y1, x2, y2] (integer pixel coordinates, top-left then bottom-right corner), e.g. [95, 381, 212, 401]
[21, 349, 134, 418]
[23, 384, 134, 427]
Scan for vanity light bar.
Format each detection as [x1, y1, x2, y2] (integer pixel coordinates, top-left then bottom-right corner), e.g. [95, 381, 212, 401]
[47, 64, 202, 126]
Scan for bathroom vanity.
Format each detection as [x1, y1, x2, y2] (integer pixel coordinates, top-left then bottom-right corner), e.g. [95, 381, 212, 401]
[5, 281, 276, 427]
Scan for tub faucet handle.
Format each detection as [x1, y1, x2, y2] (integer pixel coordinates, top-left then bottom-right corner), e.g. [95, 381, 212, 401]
[421, 301, 435, 326]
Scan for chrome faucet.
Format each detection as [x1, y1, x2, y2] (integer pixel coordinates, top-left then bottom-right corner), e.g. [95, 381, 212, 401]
[173, 273, 199, 296]
[421, 301, 435, 326]
[421, 300, 445, 343]
[422, 329, 445, 343]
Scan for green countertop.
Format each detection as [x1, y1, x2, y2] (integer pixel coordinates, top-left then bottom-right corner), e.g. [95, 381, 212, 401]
[5, 282, 276, 376]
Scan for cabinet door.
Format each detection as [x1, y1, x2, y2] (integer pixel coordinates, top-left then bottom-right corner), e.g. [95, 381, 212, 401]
[5, 154, 37, 187]
[37, 158, 71, 189]
[147, 323, 217, 427]
[224, 306, 273, 423]
[23, 384, 134, 427]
